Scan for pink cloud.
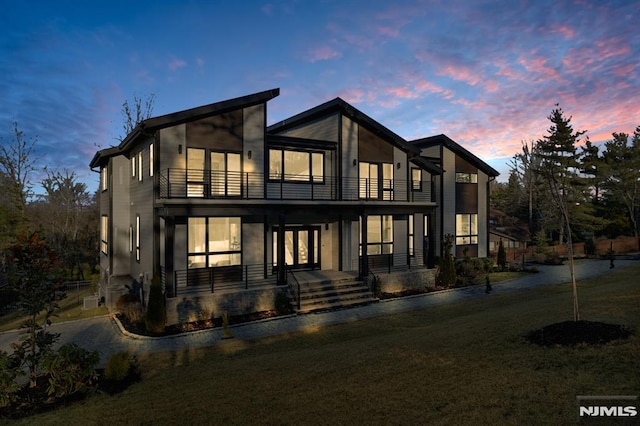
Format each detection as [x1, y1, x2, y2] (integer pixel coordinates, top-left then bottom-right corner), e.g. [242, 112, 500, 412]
[548, 24, 576, 39]
[437, 64, 482, 86]
[612, 63, 635, 77]
[168, 58, 187, 71]
[306, 46, 342, 62]
[517, 55, 562, 81]
[377, 26, 399, 38]
[414, 79, 455, 99]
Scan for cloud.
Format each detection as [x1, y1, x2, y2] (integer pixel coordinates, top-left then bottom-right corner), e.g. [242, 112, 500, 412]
[305, 46, 342, 62]
[168, 58, 187, 71]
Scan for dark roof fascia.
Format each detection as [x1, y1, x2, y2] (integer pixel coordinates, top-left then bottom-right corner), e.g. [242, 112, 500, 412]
[267, 135, 337, 151]
[411, 134, 500, 177]
[268, 97, 422, 157]
[90, 88, 280, 169]
[409, 156, 442, 175]
[89, 146, 121, 169]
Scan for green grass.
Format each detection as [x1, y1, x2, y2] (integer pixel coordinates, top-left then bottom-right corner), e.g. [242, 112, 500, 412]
[0, 286, 108, 332]
[6, 265, 640, 425]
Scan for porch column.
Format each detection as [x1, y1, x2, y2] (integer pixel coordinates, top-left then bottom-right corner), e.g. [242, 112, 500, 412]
[361, 211, 368, 278]
[277, 213, 286, 285]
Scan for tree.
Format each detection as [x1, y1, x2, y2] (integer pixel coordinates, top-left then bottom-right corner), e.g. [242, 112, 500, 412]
[5, 232, 64, 388]
[35, 170, 94, 279]
[510, 140, 544, 239]
[435, 234, 456, 287]
[535, 106, 586, 321]
[0, 122, 38, 249]
[601, 129, 640, 237]
[119, 93, 156, 142]
[497, 240, 507, 271]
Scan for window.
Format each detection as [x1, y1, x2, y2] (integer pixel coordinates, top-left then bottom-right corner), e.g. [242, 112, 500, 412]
[188, 217, 241, 268]
[149, 144, 154, 177]
[131, 155, 136, 178]
[359, 162, 392, 199]
[269, 149, 323, 182]
[135, 215, 140, 261]
[100, 166, 108, 191]
[129, 226, 133, 253]
[409, 215, 414, 256]
[211, 151, 241, 196]
[360, 215, 393, 255]
[187, 148, 205, 197]
[100, 216, 108, 254]
[456, 214, 478, 245]
[455, 172, 477, 183]
[137, 152, 143, 182]
[411, 168, 422, 190]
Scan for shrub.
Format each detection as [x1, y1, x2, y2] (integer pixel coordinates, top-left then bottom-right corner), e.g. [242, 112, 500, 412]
[145, 276, 166, 334]
[435, 234, 456, 287]
[104, 351, 137, 382]
[0, 351, 21, 408]
[497, 240, 507, 271]
[116, 293, 139, 311]
[274, 291, 292, 315]
[40, 343, 100, 400]
[120, 302, 145, 325]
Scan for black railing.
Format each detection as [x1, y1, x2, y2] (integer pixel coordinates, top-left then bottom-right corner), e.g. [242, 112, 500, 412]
[353, 251, 421, 276]
[172, 263, 277, 297]
[285, 267, 301, 311]
[158, 169, 434, 202]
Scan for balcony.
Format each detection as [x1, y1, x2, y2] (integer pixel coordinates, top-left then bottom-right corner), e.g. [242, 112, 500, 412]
[158, 169, 434, 203]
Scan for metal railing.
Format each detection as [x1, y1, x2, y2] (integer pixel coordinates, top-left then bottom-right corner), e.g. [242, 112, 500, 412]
[285, 267, 301, 311]
[172, 263, 278, 297]
[158, 169, 434, 203]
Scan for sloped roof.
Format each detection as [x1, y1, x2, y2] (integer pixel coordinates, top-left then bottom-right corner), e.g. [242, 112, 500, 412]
[90, 88, 280, 168]
[268, 97, 423, 157]
[410, 134, 500, 177]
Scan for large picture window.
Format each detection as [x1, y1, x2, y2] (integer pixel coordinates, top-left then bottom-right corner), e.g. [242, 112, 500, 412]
[269, 149, 323, 182]
[359, 162, 392, 199]
[456, 214, 478, 245]
[188, 217, 241, 268]
[360, 215, 393, 255]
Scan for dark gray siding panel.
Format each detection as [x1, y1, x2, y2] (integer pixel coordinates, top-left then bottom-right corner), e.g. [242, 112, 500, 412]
[276, 113, 339, 142]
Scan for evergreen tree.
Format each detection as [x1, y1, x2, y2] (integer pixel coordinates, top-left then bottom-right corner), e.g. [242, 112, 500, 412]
[535, 106, 586, 321]
[497, 239, 507, 271]
[435, 234, 456, 287]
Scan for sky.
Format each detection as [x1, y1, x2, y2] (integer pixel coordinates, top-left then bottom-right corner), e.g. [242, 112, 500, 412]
[1, 0, 638, 194]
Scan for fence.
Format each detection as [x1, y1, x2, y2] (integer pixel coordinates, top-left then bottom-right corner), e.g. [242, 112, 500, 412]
[490, 236, 640, 265]
[0, 280, 96, 316]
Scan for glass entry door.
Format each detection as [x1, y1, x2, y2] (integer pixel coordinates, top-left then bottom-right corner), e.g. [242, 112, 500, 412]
[274, 226, 320, 270]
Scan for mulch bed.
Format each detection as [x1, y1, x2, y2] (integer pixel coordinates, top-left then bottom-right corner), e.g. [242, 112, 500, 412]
[117, 310, 284, 337]
[524, 320, 633, 347]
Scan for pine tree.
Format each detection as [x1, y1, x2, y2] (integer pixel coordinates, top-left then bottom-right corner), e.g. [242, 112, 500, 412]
[497, 239, 507, 271]
[535, 106, 585, 321]
[435, 234, 456, 287]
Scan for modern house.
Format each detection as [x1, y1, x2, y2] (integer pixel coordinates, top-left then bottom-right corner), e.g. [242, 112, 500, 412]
[90, 88, 498, 324]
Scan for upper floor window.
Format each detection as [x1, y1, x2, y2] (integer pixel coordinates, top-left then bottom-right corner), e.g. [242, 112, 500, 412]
[411, 168, 422, 190]
[211, 151, 241, 196]
[137, 152, 143, 182]
[100, 166, 108, 191]
[456, 213, 478, 245]
[359, 162, 392, 200]
[456, 172, 477, 183]
[269, 149, 323, 182]
[131, 155, 136, 178]
[149, 143, 154, 177]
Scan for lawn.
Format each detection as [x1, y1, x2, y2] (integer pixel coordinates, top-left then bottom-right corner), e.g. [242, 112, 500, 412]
[0, 285, 109, 332]
[6, 264, 640, 425]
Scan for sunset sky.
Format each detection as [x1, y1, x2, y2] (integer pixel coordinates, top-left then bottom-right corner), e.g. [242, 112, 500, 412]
[1, 0, 638, 193]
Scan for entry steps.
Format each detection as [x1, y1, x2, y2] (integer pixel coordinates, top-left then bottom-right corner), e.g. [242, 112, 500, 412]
[291, 275, 378, 313]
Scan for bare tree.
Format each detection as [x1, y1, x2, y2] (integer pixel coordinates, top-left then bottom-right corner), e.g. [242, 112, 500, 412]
[119, 93, 156, 142]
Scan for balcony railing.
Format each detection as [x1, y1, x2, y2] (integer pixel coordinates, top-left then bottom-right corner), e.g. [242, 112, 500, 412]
[172, 263, 279, 298]
[158, 169, 434, 202]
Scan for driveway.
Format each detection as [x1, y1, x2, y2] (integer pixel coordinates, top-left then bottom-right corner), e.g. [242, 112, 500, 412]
[0, 258, 636, 365]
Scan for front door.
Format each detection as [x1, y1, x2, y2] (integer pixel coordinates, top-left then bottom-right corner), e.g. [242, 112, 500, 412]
[274, 226, 320, 270]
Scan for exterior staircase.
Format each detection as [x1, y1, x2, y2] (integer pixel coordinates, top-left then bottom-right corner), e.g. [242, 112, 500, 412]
[287, 270, 378, 313]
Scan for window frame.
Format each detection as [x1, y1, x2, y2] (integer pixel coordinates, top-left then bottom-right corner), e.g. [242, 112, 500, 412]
[456, 213, 478, 245]
[411, 168, 422, 191]
[187, 217, 242, 269]
[149, 143, 154, 177]
[360, 214, 393, 255]
[269, 148, 324, 183]
[137, 151, 143, 182]
[100, 166, 108, 191]
[455, 172, 478, 183]
[100, 215, 108, 254]
[135, 215, 140, 262]
[210, 150, 242, 197]
[409, 214, 414, 256]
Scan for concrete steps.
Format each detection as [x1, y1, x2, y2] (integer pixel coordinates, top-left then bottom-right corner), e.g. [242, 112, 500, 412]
[290, 275, 378, 314]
